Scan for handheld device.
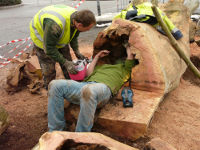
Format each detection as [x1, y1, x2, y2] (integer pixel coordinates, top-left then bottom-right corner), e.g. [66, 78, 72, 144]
[121, 87, 134, 107]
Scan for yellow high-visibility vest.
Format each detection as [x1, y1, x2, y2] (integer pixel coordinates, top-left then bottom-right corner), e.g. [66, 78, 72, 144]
[30, 5, 77, 49]
[114, 2, 182, 40]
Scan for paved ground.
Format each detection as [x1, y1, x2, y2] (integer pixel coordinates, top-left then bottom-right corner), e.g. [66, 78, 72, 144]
[0, 0, 123, 45]
[0, 0, 127, 59]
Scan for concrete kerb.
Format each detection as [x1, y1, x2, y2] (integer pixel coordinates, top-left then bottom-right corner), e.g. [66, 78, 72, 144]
[0, 3, 24, 10]
[95, 12, 118, 24]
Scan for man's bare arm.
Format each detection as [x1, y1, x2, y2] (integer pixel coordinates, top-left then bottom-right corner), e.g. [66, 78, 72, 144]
[126, 46, 134, 60]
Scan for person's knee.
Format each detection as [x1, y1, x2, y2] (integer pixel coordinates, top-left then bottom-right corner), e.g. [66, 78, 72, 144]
[81, 84, 101, 104]
[48, 80, 58, 96]
[48, 80, 57, 91]
[81, 85, 95, 102]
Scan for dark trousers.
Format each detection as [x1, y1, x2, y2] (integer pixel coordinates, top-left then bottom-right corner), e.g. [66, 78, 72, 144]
[34, 45, 72, 89]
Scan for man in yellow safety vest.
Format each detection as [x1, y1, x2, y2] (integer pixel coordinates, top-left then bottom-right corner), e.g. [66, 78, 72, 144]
[30, 5, 96, 89]
[114, 2, 183, 40]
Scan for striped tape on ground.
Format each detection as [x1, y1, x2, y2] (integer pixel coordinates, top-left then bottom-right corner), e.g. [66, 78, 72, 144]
[0, 42, 33, 69]
[73, 0, 85, 9]
[0, 37, 30, 49]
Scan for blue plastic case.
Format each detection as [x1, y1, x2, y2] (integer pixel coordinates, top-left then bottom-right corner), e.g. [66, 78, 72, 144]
[121, 87, 134, 107]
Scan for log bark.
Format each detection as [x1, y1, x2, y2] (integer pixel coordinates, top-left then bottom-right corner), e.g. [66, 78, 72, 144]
[152, 5, 200, 79]
[33, 132, 138, 150]
[63, 2, 191, 141]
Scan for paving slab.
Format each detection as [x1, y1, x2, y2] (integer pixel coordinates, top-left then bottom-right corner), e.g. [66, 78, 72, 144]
[65, 89, 164, 140]
[96, 89, 164, 140]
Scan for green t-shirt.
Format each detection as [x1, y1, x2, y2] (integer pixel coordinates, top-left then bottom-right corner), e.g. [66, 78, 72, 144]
[85, 59, 137, 95]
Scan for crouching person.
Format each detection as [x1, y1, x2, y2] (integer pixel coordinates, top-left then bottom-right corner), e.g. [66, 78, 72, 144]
[48, 46, 138, 132]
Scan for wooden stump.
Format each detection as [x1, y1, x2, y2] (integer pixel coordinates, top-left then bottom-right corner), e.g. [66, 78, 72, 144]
[33, 131, 139, 150]
[0, 105, 9, 135]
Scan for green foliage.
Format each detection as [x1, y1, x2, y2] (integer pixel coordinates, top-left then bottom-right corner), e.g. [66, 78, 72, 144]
[0, 0, 22, 6]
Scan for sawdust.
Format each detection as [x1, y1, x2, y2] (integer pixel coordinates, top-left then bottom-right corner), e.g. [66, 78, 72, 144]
[147, 41, 200, 150]
[183, 37, 200, 86]
[0, 40, 200, 150]
[0, 44, 93, 150]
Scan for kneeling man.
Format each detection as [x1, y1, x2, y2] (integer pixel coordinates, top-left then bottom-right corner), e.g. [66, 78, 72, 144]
[48, 46, 138, 132]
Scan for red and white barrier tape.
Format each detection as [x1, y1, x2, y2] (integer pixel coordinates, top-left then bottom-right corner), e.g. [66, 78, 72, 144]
[0, 42, 33, 69]
[8, 37, 30, 54]
[13, 42, 32, 59]
[0, 0, 85, 69]
[0, 56, 11, 62]
[0, 37, 31, 49]
[73, 0, 85, 9]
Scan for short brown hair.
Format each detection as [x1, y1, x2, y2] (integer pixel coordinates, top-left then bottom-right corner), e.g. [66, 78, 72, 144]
[74, 10, 96, 27]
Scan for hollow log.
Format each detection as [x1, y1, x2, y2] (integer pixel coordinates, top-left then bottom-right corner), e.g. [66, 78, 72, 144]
[87, 2, 190, 140]
[93, 2, 190, 94]
[63, 1, 191, 141]
[32, 131, 138, 150]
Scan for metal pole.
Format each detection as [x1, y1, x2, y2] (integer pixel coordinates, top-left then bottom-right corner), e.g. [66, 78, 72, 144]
[97, 0, 101, 16]
[117, 0, 119, 12]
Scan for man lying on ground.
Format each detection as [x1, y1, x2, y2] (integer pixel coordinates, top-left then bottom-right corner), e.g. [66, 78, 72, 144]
[47, 46, 138, 132]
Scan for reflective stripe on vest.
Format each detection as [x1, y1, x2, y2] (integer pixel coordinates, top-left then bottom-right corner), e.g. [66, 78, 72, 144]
[38, 10, 66, 41]
[31, 19, 43, 42]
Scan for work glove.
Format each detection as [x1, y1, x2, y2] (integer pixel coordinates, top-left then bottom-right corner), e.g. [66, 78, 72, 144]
[63, 60, 78, 74]
[74, 51, 86, 60]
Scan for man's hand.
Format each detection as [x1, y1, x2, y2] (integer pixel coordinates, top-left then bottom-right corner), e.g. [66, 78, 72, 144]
[63, 60, 78, 74]
[74, 51, 86, 60]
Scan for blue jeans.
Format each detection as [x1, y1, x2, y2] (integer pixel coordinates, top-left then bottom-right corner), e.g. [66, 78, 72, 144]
[48, 79, 112, 132]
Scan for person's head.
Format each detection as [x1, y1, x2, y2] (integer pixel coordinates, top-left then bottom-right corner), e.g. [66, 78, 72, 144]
[73, 10, 96, 32]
